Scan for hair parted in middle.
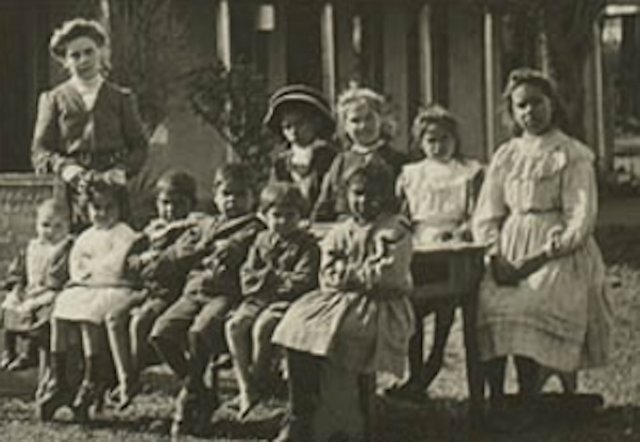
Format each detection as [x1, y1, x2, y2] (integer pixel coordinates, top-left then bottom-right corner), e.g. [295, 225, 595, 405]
[259, 182, 308, 215]
[343, 159, 396, 211]
[84, 180, 129, 221]
[410, 104, 461, 158]
[501, 67, 570, 137]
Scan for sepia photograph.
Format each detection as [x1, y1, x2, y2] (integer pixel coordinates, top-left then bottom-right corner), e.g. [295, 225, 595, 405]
[0, 0, 636, 440]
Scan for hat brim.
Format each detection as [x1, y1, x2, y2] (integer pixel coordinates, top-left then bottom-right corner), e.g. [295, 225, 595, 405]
[264, 93, 335, 138]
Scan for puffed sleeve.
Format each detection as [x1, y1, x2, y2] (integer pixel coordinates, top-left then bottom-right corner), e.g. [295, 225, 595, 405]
[318, 224, 348, 289]
[395, 168, 411, 218]
[366, 220, 413, 294]
[120, 90, 148, 176]
[555, 157, 599, 255]
[472, 147, 509, 254]
[31, 91, 70, 175]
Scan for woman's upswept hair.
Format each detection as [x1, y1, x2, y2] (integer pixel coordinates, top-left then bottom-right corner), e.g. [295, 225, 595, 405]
[335, 85, 396, 146]
[49, 18, 108, 61]
[49, 18, 111, 74]
[410, 104, 461, 159]
[502, 67, 570, 136]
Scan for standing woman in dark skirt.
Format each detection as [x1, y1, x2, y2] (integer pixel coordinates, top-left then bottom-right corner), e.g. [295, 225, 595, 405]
[31, 18, 148, 231]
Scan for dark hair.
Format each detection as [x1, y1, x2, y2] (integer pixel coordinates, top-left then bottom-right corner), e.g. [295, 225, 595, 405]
[212, 163, 253, 192]
[502, 67, 570, 136]
[259, 182, 308, 215]
[343, 160, 395, 211]
[264, 84, 335, 139]
[49, 18, 108, 61]
[156, 170, 197, 206]
[411, 104, 461, 158]
[85, 181, 128, 221]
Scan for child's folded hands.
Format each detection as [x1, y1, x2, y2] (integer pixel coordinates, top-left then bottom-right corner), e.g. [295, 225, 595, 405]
[1, 289, 22, 309]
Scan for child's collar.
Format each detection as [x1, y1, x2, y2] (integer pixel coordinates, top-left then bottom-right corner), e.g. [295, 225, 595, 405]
[350, 139, 385, 155]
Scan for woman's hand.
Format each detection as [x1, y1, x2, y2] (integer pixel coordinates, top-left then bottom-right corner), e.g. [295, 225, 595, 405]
[489, 254, 521, 286]
[99, 168, 127, 186]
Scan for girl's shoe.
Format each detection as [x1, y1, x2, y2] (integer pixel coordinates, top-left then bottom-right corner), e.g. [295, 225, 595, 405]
[36, 379, 71, 422]
[0, 351, 15, 370]
[72, 380, 98, 422]
[7, 353, 38, 371]
[170, 387, 199, 437]
[384, 382, 429, 404]
[106, 382, 140, 411]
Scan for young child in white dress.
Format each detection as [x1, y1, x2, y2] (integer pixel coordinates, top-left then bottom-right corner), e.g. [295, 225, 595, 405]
[37, 182, 139, 422]
[1, 199, 72, 372]
[388, 104, 483, 401]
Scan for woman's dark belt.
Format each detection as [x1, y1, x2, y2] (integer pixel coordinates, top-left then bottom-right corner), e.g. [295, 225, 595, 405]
[513, 207, 561, 215]
[71, 150, 125, 171]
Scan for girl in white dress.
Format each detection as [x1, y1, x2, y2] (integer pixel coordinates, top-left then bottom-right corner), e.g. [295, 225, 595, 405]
[472, 68, 611, 424]
[38, 182, 139, 422]
[389, 104, 483, 401]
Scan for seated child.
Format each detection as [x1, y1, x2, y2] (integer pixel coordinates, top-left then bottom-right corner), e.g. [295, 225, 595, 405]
[272, 161, 415, 441]
[312, 86, 407, 221]
[388, 104, 483, 401]
[264, 84, 337, 215]
[104, 170, 202, 410]
[148, 164, 265, 437]
[226, 182, 320, 418]
[37, 181, 140, 422]
[0, 198, 72, 372]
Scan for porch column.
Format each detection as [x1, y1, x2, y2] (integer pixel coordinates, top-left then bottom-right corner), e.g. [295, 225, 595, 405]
[483, 7, 504, 159]
[584, 19, 611, 173]
[215, 0, 235, 161]
[418, 4, 434, 105]
[382, 4, 409, 152]
[216, 0, 232, 69]
[321, 2, 337, 104]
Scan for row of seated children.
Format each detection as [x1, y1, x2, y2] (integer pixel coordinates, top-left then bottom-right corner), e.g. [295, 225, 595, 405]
[0, 89, 480, 441]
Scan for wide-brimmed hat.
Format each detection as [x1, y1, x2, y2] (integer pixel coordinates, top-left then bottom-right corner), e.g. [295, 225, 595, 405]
[263, 84, 335, 138]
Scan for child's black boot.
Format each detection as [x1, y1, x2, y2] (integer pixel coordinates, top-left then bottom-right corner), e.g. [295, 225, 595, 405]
[36, 352, 70, 421]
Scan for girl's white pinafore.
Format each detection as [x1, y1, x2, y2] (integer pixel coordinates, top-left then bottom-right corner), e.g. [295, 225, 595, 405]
[472, 130, 611, 371]
[53, 222, 139, 324]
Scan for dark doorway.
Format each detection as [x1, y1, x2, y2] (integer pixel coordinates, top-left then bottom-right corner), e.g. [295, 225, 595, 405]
[0, 2, 51, 172]
[285, 0, 323, 89]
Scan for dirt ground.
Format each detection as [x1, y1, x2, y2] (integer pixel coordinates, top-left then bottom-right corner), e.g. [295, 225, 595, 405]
[1, 196, 640, 441]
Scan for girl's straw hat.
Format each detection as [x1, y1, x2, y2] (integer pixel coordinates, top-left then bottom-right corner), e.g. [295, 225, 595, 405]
[263, 84, 335, 138]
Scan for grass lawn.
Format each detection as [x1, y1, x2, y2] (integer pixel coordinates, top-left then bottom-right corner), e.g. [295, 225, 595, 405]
[1, 223, 640, 441]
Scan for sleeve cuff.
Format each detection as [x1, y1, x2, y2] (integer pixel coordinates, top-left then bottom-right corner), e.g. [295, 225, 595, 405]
[61, 164, 85, 183]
